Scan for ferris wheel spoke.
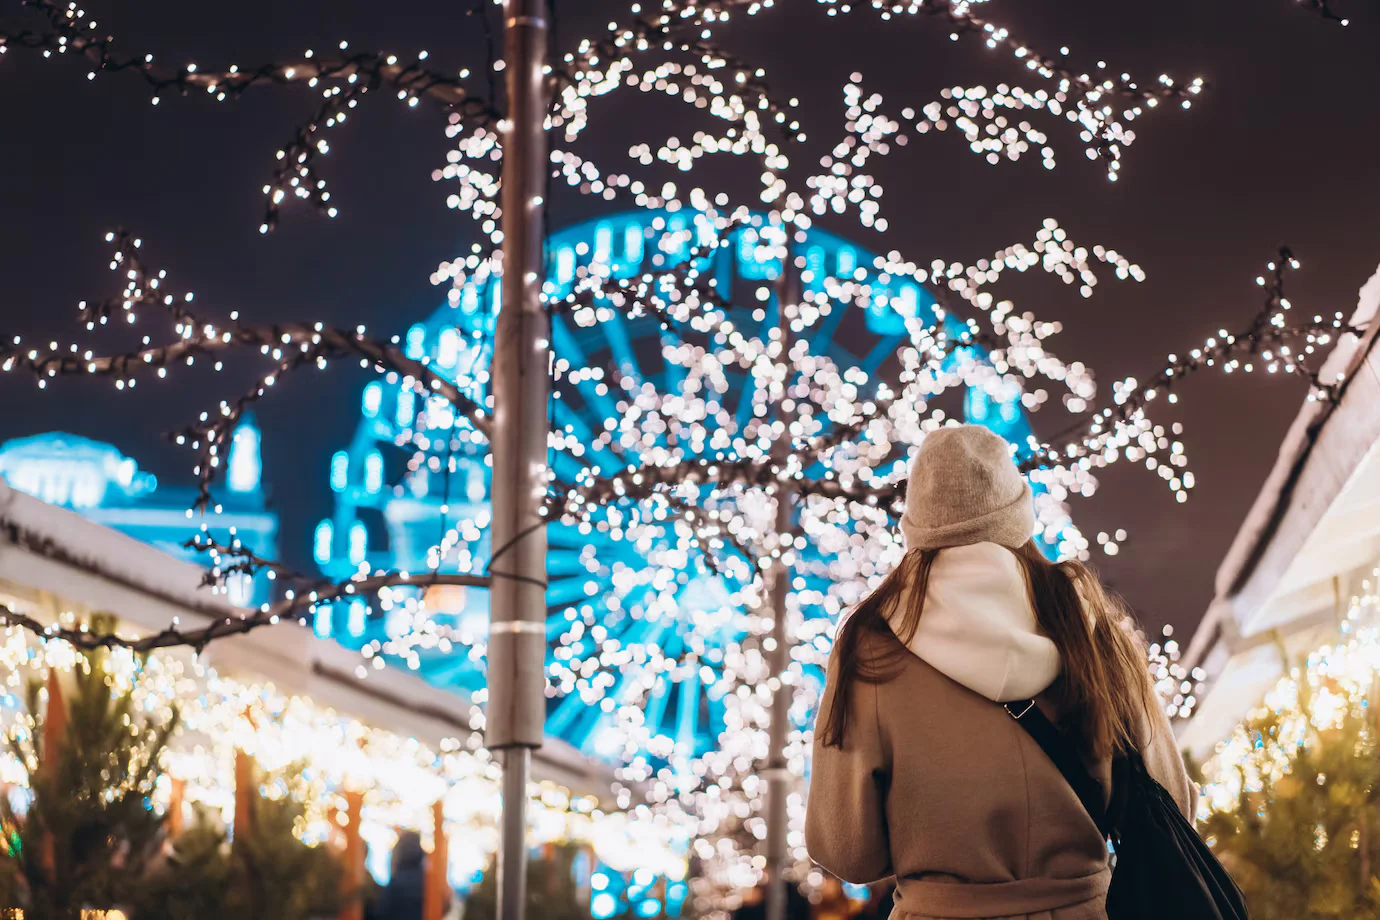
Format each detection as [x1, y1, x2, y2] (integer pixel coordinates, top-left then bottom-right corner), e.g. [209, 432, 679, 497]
[600, 302, 639, 377]
[659, 330, 686, 392]
[674, 667, 701, 752]
[545, 548, 591, 577]
[644, 675, 674, 739]
[544, 612, 578, 643]
[808, 300, 850, 354]
[551, 448, 589, 486]
[546, 575, 597, 607]
[546, 688, 593, 738]
[859, 333, 907, 377]
[568, 690, 617, 751]
[731, 369, 758, 432]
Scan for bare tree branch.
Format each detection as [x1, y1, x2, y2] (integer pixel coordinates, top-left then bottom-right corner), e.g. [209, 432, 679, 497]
[0, 519, 489, 651]
[0, 0, 496, 228]
[0, 231, 489, 509]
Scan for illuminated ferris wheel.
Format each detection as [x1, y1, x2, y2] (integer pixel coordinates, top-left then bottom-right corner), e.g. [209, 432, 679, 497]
[313, 209, 1033, 763]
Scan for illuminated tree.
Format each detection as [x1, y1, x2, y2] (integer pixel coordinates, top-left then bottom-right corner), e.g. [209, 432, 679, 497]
[1199, 627, 1380, 918]
[0, 620, 179, 916]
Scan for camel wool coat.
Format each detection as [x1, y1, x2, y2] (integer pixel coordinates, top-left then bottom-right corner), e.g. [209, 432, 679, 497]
[805, 634, 1196, 920]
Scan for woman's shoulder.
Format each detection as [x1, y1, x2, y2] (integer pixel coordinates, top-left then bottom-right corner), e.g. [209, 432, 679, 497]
[844, 626, 988, 701]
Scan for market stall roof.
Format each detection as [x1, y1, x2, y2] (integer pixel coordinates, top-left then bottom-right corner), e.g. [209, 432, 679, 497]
[1180, 261, 1380, 758]
[0, 479, 611, 797]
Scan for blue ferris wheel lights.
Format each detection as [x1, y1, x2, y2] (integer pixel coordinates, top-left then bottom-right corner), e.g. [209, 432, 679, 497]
[330, 451, 350, 492]
[405, 324, 428, 359]
[321, 209, 1048, 763]
[313, 520, 334, 565]
[313, 604, 333, 639]
[362, 381, 384, 418]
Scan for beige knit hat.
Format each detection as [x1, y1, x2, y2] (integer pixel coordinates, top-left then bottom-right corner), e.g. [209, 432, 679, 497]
[900, 425, 1035, 551]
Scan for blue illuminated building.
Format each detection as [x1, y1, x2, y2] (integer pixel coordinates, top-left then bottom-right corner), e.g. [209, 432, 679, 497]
[0, 417, 278, 606]
[318, 210, 1036, 766]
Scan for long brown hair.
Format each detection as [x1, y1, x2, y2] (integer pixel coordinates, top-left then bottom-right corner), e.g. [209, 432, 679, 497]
[818, 541, 1156, 761]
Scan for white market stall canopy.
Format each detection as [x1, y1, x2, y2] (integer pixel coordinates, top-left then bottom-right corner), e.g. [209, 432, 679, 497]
[1181, 261, 1380, 758]
[0, 479, 610, 797]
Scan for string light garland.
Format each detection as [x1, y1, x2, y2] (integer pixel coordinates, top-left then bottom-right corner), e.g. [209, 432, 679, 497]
[0, 231, 489, 512]
[0, 0, 495, 230]
[1023, 248, 1363, 474]
[1297, 0, 1351, 25]
[0, 562, 487, 656]
[1147, 624, 1205, 722]
[555, 1, 800, 147]
[808, 0, 1206, 180]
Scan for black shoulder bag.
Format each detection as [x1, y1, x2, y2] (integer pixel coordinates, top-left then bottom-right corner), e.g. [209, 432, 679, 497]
[1003, 699, 1249, 920]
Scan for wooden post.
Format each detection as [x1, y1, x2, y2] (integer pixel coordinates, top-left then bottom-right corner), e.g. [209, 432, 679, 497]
[39, 670, 66, 877]
[166, 777, 186, 838]
[42, 670, 66, 766]
[424, 800, 449, 920]
[338, 791, 365, 920]
[1364, 673, 1379, 888]
[233, 749, 255, 845]
[573, 844, 593, 908]
[543, 842, 557, 897]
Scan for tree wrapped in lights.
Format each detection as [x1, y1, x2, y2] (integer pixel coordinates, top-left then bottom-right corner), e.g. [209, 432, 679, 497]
[0, 0, 1222, 686]
[536, 212, 1155, 908]
[1198, 629, 1380, 918]
[0, 617, 179, 916]
[529, 174, 1357, 920]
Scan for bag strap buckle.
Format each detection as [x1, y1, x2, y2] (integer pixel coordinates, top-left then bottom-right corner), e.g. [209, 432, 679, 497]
[1005, 700, 1036, 720]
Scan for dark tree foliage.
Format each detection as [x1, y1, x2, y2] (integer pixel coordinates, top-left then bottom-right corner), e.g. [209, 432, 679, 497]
[133, 793, 349, 920]
[0, 621, 350, 919]
[465, 843, 597, 920]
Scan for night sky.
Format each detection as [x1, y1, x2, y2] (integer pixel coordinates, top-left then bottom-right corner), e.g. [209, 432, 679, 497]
[0, 0, 1375, 638]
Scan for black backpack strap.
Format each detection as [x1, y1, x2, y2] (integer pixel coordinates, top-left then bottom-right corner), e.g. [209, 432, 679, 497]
[1004, 700, 1111, 838]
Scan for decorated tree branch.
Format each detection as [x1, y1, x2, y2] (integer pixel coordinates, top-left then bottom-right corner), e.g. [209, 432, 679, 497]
[1296, 0, 1353, 25]
[0, 233, 492, 651]
[0, 0, 494, 230]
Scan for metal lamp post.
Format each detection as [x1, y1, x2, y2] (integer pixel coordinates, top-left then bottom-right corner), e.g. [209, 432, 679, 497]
[488, 2, 550, 918]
